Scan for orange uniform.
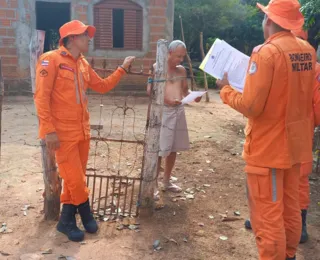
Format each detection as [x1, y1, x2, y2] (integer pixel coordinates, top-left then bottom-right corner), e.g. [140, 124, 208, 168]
[300, 62, 320, 210]
[220, 31, 316, 260]
[34, 46, 126, 205]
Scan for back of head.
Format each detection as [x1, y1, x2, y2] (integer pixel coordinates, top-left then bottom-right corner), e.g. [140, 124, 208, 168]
[168, 40, 186, 53]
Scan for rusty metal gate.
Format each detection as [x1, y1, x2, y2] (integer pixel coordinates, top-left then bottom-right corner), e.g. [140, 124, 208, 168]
[85, 60, 151, 220]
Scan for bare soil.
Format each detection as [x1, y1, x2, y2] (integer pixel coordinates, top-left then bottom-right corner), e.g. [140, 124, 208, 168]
[0, 91, 319, 260]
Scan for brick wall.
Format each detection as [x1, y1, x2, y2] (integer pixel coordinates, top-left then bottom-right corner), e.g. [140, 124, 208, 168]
[0, 0, 18, 79]
[0, 0, 171, 94]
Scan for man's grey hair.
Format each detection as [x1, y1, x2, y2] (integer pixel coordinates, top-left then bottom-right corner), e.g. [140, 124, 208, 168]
[169, 40, 186, 52]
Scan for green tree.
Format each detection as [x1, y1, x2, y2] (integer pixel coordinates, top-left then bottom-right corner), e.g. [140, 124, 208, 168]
[174, 0, 269, 58]
[300, 0, 320, 50]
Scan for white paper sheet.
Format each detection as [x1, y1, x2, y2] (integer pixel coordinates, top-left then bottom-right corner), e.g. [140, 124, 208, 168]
[200, 39, 250, 93]
[181, 91, 207, 105]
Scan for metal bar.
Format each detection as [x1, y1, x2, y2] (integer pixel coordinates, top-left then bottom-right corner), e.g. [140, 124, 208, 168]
[116, 176, 122, 216]
[93, 67, 152, 77]
[104, 177, 110, 212]
[136, 178, 143, 217]
[111, 176, 116, 214]
[97, 177, 103, 212]
[129, 180, 136, 217]
[85, 174, 142, 180]
[123, 177, 129, 216]
[90, 137, 144, 145]
[91, 172, 97, 208]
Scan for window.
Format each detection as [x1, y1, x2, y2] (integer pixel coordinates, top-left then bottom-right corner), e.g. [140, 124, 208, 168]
[94, 0, 143, 50]
[113, 9, 124, 48]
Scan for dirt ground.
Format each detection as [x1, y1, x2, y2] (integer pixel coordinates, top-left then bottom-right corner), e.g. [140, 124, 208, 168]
[0, 91, 319, 260]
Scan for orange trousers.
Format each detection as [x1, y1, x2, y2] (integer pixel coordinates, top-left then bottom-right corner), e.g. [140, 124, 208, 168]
[246, 164, 301, 260]
[299, 162, 311, 210]
[55, 140, 90, 206]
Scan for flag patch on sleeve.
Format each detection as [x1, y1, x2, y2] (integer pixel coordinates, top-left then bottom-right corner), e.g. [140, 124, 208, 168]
[41, 60, 49, 66]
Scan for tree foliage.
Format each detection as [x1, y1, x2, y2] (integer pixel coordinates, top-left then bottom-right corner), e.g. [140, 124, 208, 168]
[300, 0, 320, 50]
[174, 0, 269, 59]
[174, 0, 319, 59]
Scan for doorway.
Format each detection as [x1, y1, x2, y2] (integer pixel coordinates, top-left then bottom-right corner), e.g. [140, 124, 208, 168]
[36, 1, 71, 52]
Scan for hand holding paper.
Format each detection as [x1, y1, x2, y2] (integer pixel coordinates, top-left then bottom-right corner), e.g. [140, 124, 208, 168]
[181, 91, 207, 105]
[199, 39, 250, 93]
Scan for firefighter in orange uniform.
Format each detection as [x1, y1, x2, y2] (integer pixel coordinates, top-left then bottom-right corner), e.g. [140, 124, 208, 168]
[244, 29, 320, 245]
[292, 28, 320, 243]
[216, 0, 316, 259]
[34, 20, 135, 242]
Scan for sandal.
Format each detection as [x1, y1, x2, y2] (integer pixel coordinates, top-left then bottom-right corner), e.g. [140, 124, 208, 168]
[162, 182, 182, 193]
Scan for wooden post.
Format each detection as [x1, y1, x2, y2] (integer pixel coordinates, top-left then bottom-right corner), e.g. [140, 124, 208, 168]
[30, 30, 61, 220]
[139, 39, 168, 217]
[40, 140, 61, 220]
[200, 32, 210, 102]
[179, 15, 198, 91]
[29, 30, 45, 93]
[0, 59, 4, 160]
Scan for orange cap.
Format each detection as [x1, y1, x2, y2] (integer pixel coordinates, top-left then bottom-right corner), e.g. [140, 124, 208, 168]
[59, 20, 96, 46]
[257, 0, 304, 30]
[292, 28, 308, 40]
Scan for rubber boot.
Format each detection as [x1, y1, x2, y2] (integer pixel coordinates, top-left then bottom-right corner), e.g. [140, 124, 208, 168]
[300, 209, 309, 243]
[57, 204, 84, 242]
[78, 200, 98, 233]
[244, 219, 252, 230]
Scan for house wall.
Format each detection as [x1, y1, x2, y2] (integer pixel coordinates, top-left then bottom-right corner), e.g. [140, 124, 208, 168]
[0, 0, 174, 92]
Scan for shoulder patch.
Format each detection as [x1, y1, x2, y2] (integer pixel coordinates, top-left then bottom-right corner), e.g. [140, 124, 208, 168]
[318, 74, 320, 83]
[39, 69, 48, 77]
[41, 60, 49, 67]
[248, 61, 257, 75]
[60, 51, 67, 56]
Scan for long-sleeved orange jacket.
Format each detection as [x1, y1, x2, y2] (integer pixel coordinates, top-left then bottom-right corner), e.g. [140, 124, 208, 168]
[34, 46, 126, 142]
[221, 31, 316, 169]
[313, 63, 320, 126]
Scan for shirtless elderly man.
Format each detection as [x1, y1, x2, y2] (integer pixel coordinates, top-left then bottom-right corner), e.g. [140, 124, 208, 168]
[147, 40, 201, 197]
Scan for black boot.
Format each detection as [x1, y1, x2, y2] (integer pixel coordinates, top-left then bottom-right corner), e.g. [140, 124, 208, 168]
[286, 256, 296, 260]
[57, 204, 84, 242]
[78, 200, 98, 233]
[300, 209, 309, 243]
[244, 219, 252, 230]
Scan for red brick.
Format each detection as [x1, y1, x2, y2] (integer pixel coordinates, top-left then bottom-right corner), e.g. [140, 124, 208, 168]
[149, 16, 167, 25]
[0, 28, 6, 36]
[0, 47, 16, 55]
[0, 9, 5, 17]
[2, 65, 17, 77]
[0, 18, 11, 26]
[149, 7, 166, 17]
[6, 10, 15, 18]
[78, 13, 87, 21]
[149, 25, 165, 34]
[0, 47, 6, 55]
[150, 0, 167, 7]
[9, 0, 18, 8]
[2, 56, 18, 65]
[0, 0, 8, 8]
[2, 38, 15, 46]
[7, 48, 16, 55]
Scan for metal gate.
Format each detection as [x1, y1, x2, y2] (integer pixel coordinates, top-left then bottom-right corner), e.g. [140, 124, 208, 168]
[85, 60, 151, 220]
